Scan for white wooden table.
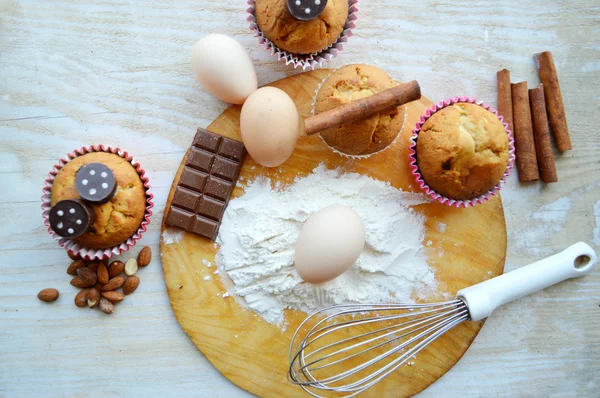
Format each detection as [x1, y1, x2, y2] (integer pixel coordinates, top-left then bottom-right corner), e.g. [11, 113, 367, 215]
[1, 1, 599, 396]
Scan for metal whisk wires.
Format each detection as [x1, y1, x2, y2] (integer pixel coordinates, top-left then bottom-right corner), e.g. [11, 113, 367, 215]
[288, 300, 469, 397]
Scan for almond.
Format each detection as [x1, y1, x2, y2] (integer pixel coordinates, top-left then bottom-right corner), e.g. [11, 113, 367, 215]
[123, 276, 140, 295]
[97, 264, 109, 285]
[67, 260, 85, 276]
[71, 276, 90, 289]
[94, 282, 103, 291]
[101, 291, 124, 303]
[99, 297, 114, 314]
[101, 276, 125, 292]
[137, 246, 152, 267]
[37, 288, 59, 302]
[108, 261, 125, 278]
[87, 288, 100, 308]
[102, 257, 109, 265]
[67, 251, 80, 260]
[124, 258, 138, 276]
[75, 288, 90, 307]
[77, 267, 97, 286]
[86, 262, 100, 272]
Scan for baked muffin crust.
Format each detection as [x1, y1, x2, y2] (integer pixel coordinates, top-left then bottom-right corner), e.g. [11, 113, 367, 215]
[255, 0, 348, 54]
[315, 64, 405, 156]
[416, 103, 509, 200]
[51, 152, 146, 249]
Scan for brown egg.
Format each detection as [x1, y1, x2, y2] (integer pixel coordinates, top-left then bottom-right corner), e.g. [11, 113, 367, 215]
[240, 87, 300, 167]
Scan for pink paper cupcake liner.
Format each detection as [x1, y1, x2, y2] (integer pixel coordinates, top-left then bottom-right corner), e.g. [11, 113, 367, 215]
[247, 0, 358, 70]
[408, 97, 516, 208]
[41, 144, 154, 260]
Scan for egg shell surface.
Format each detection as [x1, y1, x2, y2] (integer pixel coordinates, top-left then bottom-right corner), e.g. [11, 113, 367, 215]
[294, 204, 366, 284]
[240, 87, 300, 167]
[192, 34, 257, 104]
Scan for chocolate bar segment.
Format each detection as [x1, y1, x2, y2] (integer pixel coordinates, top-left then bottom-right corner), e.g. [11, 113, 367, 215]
[193, 128, 222, 152]
[197, 196, 225, 221]
[165, 128, 246, 241]
[212, 157, 239, 182]
[166, 207, 194, 230]
[218, 139, 246, 162]
[172, 187, 200, 212]
[204, 176, 233, 202]
[180, 167, 208, 191]
[186, 147, 215, 173]
[190, 215, 219, 241]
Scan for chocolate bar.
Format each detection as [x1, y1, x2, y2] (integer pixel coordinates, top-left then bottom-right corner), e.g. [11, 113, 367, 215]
[287, 0, 328, 21]
[165, 128, 246, 240]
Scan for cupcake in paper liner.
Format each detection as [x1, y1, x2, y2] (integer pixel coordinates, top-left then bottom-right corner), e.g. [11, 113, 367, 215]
[41, 145, 153, 260]
[247, 0, 358, 70]
[311, 64, 408, 158]
[408, 97, 516, 208]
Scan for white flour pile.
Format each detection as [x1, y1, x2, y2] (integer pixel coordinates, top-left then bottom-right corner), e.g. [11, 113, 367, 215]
[216, 165, 437, 325]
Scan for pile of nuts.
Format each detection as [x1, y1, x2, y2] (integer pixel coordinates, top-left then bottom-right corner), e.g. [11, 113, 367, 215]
[37, 246, 151, 314]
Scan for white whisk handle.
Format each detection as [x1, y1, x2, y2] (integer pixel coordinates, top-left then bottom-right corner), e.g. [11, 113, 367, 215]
[457, 242, 597, 321]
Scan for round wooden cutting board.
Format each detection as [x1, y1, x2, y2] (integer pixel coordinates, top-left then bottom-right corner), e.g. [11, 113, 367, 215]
[160, 69, 506, 397]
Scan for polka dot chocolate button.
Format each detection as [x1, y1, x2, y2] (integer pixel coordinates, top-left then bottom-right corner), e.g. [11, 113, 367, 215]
[286, 0, 327, 21]
[75, 163, 117, 204]
[49, 199, 96, 238]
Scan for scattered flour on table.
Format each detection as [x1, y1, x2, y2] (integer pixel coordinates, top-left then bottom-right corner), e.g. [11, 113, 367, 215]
[162, 228, 184, 245]
[513, 197, 572, 257]
[215, 164, 437, 326]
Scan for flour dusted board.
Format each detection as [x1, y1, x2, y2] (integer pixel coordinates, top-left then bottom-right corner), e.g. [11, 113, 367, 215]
[160, 70, 507, 397]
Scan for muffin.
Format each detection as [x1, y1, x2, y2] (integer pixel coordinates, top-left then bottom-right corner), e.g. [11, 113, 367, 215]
[255, 0, 348, 55]
[50, 152, 147, 249]
[314, 64, 406, 156]
[416, 102, 509, 200]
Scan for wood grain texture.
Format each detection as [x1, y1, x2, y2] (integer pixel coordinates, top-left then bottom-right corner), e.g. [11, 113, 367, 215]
[0, 0, 599, 397]
[160, 70, 506, 398]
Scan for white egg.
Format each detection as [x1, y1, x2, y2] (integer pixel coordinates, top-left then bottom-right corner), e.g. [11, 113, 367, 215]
[294, 205, 366, 284]
[192, 34, 257, 104]
[240, 87, 300, 167]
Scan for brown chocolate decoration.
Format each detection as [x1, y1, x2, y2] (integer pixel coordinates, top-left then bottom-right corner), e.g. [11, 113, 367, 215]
[287, 0, 328, 21]
[165, 128, 246, 241]
[49, 199, 95, 238]
[75, 163, 117, 204]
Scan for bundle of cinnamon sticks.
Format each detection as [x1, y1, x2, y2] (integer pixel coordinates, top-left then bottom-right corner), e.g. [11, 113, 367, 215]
[497, 51, 571, 183]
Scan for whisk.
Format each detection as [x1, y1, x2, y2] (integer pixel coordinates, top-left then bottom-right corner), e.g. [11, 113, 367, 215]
[288, 242, 597, 397]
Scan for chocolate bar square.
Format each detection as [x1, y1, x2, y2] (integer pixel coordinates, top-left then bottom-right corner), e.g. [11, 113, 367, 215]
[166, 207, 194, 230]
[218, 139, 245, 162]
[180, 167, 208, 192]
[172, 187, 200, 212]
[212, 157, 239, 182]
[165, 128, 246, 241]
[204, 176, 233, 202]
[186, 147, 214, 173]
[193, 128, 222, 152]
[190, 215, 219, 241]
[197, 195, 226, 221]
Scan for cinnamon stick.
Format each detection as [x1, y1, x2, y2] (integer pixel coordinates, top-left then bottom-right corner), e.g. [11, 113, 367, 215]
[529, 84, 558, 183]
[304, 81, 421, 136]
[511, 82, 539, 182]
[497, 69, 514, 134]
[535, 51, 572, 151]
